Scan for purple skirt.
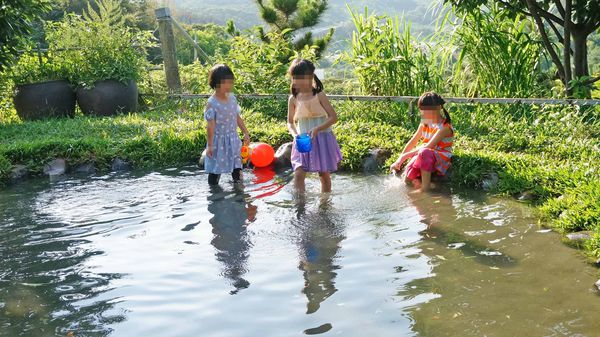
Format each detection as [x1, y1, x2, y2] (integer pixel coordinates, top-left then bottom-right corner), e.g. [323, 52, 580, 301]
[291, 131, 342, 172]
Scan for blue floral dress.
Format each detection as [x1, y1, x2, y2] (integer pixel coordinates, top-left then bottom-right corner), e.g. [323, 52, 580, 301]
[204, 94, 243, 174]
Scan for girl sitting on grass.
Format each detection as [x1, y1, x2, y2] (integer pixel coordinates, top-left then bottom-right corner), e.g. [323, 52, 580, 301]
[390, 92, 454, 192]
[204, 64, 250, 186]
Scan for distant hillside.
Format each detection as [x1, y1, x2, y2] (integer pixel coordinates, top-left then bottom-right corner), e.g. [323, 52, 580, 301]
[167, 0, 441, 52]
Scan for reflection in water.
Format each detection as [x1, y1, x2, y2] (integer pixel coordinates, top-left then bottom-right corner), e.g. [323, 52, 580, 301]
[407, 191, 517, 267]
[0, 179, 123, 336]
[293, 195, 345, 318]
[1, 172, 599, 337]
[208, 185, 257, 295]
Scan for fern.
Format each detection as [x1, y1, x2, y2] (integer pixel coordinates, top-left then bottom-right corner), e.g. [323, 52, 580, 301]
[82, 0, 135, 27]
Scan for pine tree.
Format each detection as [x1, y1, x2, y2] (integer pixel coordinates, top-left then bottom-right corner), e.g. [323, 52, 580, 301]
[254, 0, 334, 59]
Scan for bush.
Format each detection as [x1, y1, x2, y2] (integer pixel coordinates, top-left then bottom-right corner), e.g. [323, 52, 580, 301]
[47, 0, 152, 88]
[226, 31, 318, 94]
[0, 73, 18, 123]
[9, 52, 69, 85]
[176, 23, 231, 65]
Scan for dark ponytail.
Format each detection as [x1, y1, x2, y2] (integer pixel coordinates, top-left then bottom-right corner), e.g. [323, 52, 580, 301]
[418, 91, 451, 124]
[442, 106, 451, 124]
[312, 74, 324, 95]
[288, 58, 324, 97]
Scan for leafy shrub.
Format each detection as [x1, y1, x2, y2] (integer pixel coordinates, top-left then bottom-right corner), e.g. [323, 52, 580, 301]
[47, 0, 152, 88]
[9, 52, 69, 85]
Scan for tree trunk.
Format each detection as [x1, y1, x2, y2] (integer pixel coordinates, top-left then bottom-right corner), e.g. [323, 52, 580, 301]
[572, 27, 590, 97]
[563, 0, 572, 95]
[572, 29, 589, 79]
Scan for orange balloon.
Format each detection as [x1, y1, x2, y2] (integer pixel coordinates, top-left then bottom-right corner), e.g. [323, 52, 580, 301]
[250, 143, 275, 168]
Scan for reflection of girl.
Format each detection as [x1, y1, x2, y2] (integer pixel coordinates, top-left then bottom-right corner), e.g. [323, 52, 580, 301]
[295, 197, 345, 314]
[208, 186, 257, 294]
[406, 192, 516, 267]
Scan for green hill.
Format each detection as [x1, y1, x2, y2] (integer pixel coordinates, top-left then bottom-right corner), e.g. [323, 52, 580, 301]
[168, 0, 440, 52]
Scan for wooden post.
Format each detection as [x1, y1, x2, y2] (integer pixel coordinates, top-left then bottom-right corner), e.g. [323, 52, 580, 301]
[193, 35, 198, 62]
[155, 7, 181, 93]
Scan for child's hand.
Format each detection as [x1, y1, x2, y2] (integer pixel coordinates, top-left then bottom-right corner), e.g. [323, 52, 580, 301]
[390, 155, 406, 172]
[206, 145, 214, 158]
[309, 127, 320, 139]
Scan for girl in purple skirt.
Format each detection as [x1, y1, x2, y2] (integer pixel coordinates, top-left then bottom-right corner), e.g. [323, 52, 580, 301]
[287, 59, 343, 193]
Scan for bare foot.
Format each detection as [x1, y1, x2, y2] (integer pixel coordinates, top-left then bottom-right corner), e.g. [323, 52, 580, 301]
[411, 179, 422, 189]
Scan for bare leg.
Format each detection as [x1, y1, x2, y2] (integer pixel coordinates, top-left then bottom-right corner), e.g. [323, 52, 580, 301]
[319, 172, 332, 193]
[420, 169, 432, 192]
[294, 168, 307, 192]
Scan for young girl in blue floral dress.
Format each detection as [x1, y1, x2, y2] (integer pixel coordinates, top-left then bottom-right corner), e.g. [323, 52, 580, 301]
[204, 64, 250, 186]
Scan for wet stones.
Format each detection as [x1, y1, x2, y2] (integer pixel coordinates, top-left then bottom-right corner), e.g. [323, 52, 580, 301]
[10, 165, 28, 181]
[274, 142, 292, 169]
[111, 157, 131, 171]
[43, 158, 67, 177]
[432, 167, 453, 183]
[517, 190, 537, 201]
[74, 162, 96, 175]
[481, 171, 499, 190]
[362, 148, 392, 173]
[565, 231, 593, 244]
[198, 149, 207, 169]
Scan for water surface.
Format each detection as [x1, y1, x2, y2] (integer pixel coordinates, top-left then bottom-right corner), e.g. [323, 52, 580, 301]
[1, 168, 598, 336]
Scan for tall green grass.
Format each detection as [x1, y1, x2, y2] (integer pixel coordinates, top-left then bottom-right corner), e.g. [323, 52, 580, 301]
[448, 6, 548, 98]
[344, 4, 550, 99]
[344, 7, 449, 96]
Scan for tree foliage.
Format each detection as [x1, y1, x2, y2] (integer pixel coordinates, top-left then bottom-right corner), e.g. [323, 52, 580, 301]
[446, 0, 600, 97]
[0, 0, 51, 70]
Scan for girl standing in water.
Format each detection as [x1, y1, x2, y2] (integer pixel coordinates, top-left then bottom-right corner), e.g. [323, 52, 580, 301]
[204, 64, 250, 186]
[287, 59, 343, 193]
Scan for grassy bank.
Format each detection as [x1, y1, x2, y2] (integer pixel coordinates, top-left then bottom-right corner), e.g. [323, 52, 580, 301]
[0, 99, 599, 259]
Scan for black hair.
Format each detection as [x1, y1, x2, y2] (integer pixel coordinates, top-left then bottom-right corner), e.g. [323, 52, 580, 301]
[288, 58, 323, 97]
[208, 64, 234, 89]
[418, 91, 451, 124]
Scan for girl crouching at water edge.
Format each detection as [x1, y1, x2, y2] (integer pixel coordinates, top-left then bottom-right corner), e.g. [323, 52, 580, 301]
[390, 92, 454, 192]
[204, 64, 251, 186]
[287, 59, 343, 193]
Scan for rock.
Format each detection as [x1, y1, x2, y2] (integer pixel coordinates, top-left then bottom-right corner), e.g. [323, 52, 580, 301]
[481, 171, 499, 190]
[111, 157, 131, 171]
[565, 231, 593, 244]
[517, 190, 537, 201]
[595, 279, 600, 292]
[10, 165, 28, 181]
[43, 158, 67, 176]
[432, 167, 452, 183]
[362, 148, 392, 173]
[198, 149, 207, 169]
[74, 162, 96, 175]
[273, 142, 292, 168]
[595, 259, 600, 268]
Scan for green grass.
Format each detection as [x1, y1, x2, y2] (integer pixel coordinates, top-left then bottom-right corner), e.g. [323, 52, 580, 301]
[0, 99, 599, 260]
